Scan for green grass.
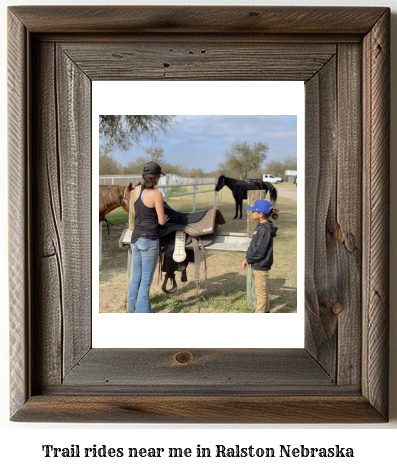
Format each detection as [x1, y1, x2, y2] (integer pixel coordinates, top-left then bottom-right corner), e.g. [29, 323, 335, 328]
[165, 186, 188, 197]
[101, 207, 129, 228]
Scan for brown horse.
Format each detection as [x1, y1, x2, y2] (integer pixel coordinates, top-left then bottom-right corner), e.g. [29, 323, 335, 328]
[99, 182, 133, 222]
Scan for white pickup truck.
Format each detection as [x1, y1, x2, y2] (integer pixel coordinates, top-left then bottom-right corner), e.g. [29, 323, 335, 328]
[262, 174, 283, 184]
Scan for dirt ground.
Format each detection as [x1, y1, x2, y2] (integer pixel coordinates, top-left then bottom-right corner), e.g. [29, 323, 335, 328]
[277, 187, 298, 201]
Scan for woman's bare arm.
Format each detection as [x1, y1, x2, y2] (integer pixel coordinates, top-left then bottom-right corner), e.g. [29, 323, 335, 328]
[153, 190, 167, 225]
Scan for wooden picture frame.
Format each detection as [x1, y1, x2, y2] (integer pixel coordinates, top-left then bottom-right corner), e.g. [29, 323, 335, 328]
[8, 6, 390, 423]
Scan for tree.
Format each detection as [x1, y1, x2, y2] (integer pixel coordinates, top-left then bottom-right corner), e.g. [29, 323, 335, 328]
[123, 148, 167, 175]
[123, 156, 149, 175]
[99, 115, 175, 151]
[122, 148, 185, 176]
[99, 144, 122, 175]
[189, 168, 206, 178]
[263, 156, 297, 178]
[222, 140, 268, 179]
[283, 156, 298, 170]
[145, 147, 165, 163]
[217, 161, 239, 179]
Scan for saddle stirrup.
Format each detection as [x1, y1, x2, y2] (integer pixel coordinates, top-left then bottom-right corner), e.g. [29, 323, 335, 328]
[172, 230, 186, 263]
[162, 275, 177, 294]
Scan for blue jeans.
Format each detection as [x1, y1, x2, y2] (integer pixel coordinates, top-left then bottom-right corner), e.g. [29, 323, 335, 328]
[128, 238, 159, 313]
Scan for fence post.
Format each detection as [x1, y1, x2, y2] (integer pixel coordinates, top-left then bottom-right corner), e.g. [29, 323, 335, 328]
[214, 183, 217, 208]
[129, 193, 134, 230]
[246, 189, 266, 237]
[247, 266, 256, 311]
[246, 189, 266, 311]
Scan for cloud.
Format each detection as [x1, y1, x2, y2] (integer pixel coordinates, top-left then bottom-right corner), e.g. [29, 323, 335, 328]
[112, 115, 298, 171]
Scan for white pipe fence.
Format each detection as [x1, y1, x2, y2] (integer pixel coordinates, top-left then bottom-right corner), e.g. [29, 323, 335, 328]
[158, 182, 217, 211]
[99, 174, 217, 211]
[99, 174, 215, 186]
[99, 175, 142, 186]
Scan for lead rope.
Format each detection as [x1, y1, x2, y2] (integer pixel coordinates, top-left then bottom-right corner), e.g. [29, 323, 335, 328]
[100, 216, 111, 235]
[100, 216, 127, 235]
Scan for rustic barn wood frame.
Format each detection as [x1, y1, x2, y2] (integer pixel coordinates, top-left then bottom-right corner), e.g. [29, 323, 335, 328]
[8, 6, 390, 423]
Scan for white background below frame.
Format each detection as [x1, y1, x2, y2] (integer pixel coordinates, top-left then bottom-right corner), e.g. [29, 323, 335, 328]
[92, 81, 305, 349]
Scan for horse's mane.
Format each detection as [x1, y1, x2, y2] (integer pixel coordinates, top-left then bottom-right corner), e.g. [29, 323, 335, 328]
[99, 185, 123, 207]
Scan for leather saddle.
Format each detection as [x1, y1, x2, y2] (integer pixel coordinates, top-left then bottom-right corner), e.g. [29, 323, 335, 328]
[159, 202, 225, 294]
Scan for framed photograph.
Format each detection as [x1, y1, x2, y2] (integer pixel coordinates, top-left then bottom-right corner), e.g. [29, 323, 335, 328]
[8, 6, 390, 423]
[93, 82, 304, 346]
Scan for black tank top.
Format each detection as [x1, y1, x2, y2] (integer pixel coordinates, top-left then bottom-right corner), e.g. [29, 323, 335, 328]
[130, 188, 159, 244]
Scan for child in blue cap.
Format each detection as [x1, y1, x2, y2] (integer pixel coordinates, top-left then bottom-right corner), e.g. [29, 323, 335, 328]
[241, 199, 278, 313]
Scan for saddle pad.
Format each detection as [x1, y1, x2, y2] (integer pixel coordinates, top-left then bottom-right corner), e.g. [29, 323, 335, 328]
[159, 207, 226, 237]
[164, 201, 207, 224]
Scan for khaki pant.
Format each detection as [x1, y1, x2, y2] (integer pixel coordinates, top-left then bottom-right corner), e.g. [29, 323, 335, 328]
[253, 269, 270, 313]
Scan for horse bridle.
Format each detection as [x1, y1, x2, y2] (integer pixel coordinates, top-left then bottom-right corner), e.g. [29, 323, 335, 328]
[99, 185, 131, 235]
[122, 185, 131, 208]
[215, 177, 224, 191]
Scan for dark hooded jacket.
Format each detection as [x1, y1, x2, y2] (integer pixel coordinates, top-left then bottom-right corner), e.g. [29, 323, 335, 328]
[246, 221, 278, 271]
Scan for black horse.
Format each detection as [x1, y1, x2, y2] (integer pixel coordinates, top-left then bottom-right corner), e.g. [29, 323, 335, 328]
[246, 178, 273, 190]
[215, 175, 277, 219]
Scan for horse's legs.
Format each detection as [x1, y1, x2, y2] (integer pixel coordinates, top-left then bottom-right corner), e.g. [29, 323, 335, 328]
[233, 199, 238, 219]
[239, 200, 243, 219]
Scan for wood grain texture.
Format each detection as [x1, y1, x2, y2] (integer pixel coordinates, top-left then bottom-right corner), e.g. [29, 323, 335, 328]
[335, 43, 362, 386]
[304, 56, 338, 378]
[305, 44, 363, 385]
[56, 44, 92, 376]
[63, 349, 333, 391]
[31, 42, 92, 387]
[8, 10, 30, 419]
[7, 6, 390, 423]
[32, 42, 63, 388]
[59, 43, 336, 82]
[9, 6, 387, 34]
[362, 9, 390, 419]
[11, 396, 385, 424]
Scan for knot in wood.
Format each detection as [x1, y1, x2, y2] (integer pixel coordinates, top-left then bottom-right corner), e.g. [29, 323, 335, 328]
[174, 351, 194, 365]
[333, 225, 344, 244]
[331, 302, 344, 316]
[344, 232, 357, 253]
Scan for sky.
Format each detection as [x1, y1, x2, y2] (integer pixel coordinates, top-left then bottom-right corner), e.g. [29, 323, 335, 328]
[109, 115, 297, 173]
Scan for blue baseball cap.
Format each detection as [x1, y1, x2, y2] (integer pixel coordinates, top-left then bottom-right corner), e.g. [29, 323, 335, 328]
[245, 199, 273, 214]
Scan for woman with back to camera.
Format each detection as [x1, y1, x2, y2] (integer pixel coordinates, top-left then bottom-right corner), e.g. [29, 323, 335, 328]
[127, 161, 167, 313]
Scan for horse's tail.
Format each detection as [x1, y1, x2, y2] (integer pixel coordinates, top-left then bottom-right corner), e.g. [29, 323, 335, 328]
[268, 183, 277, 204]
